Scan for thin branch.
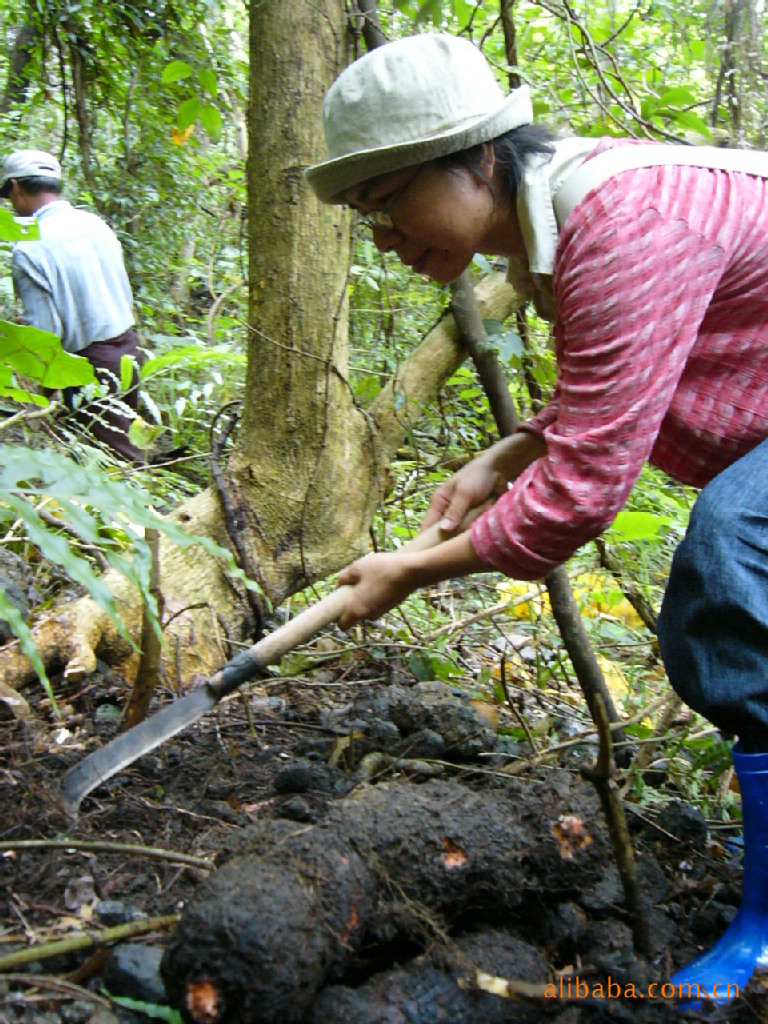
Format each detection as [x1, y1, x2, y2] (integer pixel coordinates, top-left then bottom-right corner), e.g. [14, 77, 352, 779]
[1, 973, 113, 1008]
[581, 693, 652, 958]
[0, 839, 213, 869]
[0, 914, 180, 971]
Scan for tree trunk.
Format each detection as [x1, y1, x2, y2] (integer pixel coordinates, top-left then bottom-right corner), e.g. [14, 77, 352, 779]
[0, 20, 40, 114]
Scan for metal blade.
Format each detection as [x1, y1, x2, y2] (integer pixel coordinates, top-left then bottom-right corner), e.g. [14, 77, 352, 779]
[60, 684, 217, 815]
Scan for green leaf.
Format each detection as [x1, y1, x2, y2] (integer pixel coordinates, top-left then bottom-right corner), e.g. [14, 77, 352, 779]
[0, 208, 40, 242]
[41, 347, 95, 388]
[664, 109, 712, 139]
[0, 320, 95, 390]
[198, 104, 223, 142]
[0, 590, 56, 709]
[658, 86, 697, 108]
[105, 992, 183, 1023]
[120, 354, 135, 391]
[161, 60, 193, 85]
[0, 385, 47, 406]
[197, 68, 218, 98]
[177, 97, 203, 132]
[688, 39, 706, 61]
[407, 650, 460, 681]
[640, 95, 657, 120]
[608, 510, 673, 542]
[128, 416, 162, 449]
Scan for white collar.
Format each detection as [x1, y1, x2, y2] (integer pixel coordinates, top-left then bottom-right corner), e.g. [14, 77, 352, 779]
[517, 136, 599, 276]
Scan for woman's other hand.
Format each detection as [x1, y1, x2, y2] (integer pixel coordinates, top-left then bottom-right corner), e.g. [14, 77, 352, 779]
[421, 432, 547, 533]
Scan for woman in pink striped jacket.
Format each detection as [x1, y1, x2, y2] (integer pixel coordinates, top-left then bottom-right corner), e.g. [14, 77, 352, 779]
[307, 32, 768, 1004]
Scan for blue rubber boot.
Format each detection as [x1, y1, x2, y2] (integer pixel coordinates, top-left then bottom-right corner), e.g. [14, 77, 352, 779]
[671, 743, 768, 1006]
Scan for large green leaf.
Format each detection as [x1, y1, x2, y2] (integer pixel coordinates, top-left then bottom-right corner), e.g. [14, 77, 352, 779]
[177, 97, 203, 131]
[197, 68, 218, 98]
[609, 510, 673, 542]
[0, 208, 40, 243]
[198, 104, 223, 142]
[161, 60, 193, 84]
[0, 320, 95, 391]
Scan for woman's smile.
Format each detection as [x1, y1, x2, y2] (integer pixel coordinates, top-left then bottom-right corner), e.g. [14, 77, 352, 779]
[345, 155, 516, 284]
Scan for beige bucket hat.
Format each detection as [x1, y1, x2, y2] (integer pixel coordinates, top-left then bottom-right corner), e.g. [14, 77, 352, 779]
[306, 33, 533, 204]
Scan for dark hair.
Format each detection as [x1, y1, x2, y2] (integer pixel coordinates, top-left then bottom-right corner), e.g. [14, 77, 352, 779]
[435, 123, 557, 202]
[11, 176, 61, 196]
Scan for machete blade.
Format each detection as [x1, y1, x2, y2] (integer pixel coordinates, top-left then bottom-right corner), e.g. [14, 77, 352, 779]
[60, 684, 217, 815]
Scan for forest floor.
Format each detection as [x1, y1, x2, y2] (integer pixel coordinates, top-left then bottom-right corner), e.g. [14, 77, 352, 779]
[1, 639, 766, 1024]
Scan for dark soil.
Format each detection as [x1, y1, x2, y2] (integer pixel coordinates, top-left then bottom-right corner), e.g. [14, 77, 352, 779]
[0, 652, 765, 1024]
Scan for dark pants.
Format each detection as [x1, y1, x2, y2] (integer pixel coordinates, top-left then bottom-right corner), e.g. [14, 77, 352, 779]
[62, 328, 145, 464]
[658, 435, 768, 753]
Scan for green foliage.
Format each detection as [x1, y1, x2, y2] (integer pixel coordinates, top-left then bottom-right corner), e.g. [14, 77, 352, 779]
[0, 589, 49, 694]
[0, 443, 251, 691]
[408, 648, 463, 682]
[0, 208, 40, 242]
[0, 322, 96, 404]
[105, 992, 183, 1023]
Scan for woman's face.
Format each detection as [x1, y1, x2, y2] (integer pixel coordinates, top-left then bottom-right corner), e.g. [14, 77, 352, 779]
[344, 154, 500, 285]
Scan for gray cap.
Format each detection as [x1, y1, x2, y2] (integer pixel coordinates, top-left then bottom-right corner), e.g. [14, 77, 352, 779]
[305, 34, 533, 204]
[1, 149, 62, 195]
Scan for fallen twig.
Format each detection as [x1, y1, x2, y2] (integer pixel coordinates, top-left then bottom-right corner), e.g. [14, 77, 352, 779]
[1, 971, 113, 1008]
[0, 913, 180, 971]
[0, 838, 213, 870]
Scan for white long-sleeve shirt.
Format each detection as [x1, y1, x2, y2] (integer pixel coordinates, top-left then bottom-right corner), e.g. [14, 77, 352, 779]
[12, 200, 134, 353]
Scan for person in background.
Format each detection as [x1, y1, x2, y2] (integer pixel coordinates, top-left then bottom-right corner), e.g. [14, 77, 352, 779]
[306, 33, 768, 1004]
[1, 148, 145, 463]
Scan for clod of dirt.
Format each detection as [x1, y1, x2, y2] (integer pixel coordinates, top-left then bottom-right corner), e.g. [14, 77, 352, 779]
[162, 775, 609, 1024]
[161, 820, 374, 1024]
[326, 681, 498, 763]
[309, 928, 550, 1024]
[102, 943, 166, 1004]
[654, 799, 709, 854]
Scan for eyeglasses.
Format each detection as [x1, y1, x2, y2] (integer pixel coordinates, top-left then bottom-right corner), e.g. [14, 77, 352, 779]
[358, 208, 396, 230]
[356, 166, 423, 231]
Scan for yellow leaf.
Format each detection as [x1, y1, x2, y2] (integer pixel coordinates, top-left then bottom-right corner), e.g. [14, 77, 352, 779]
[596, 653, 629, 705]
[171, 124, 195, 145]
[496, 572, 643, 629]
[496, 580, 550, 619]
[570, 572, 643, 629]
[470, 699, 499, 729]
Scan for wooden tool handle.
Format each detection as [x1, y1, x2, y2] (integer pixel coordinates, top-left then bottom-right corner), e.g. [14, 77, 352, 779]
[251, 521, 444, 663]
[209, 521, 446, 698]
